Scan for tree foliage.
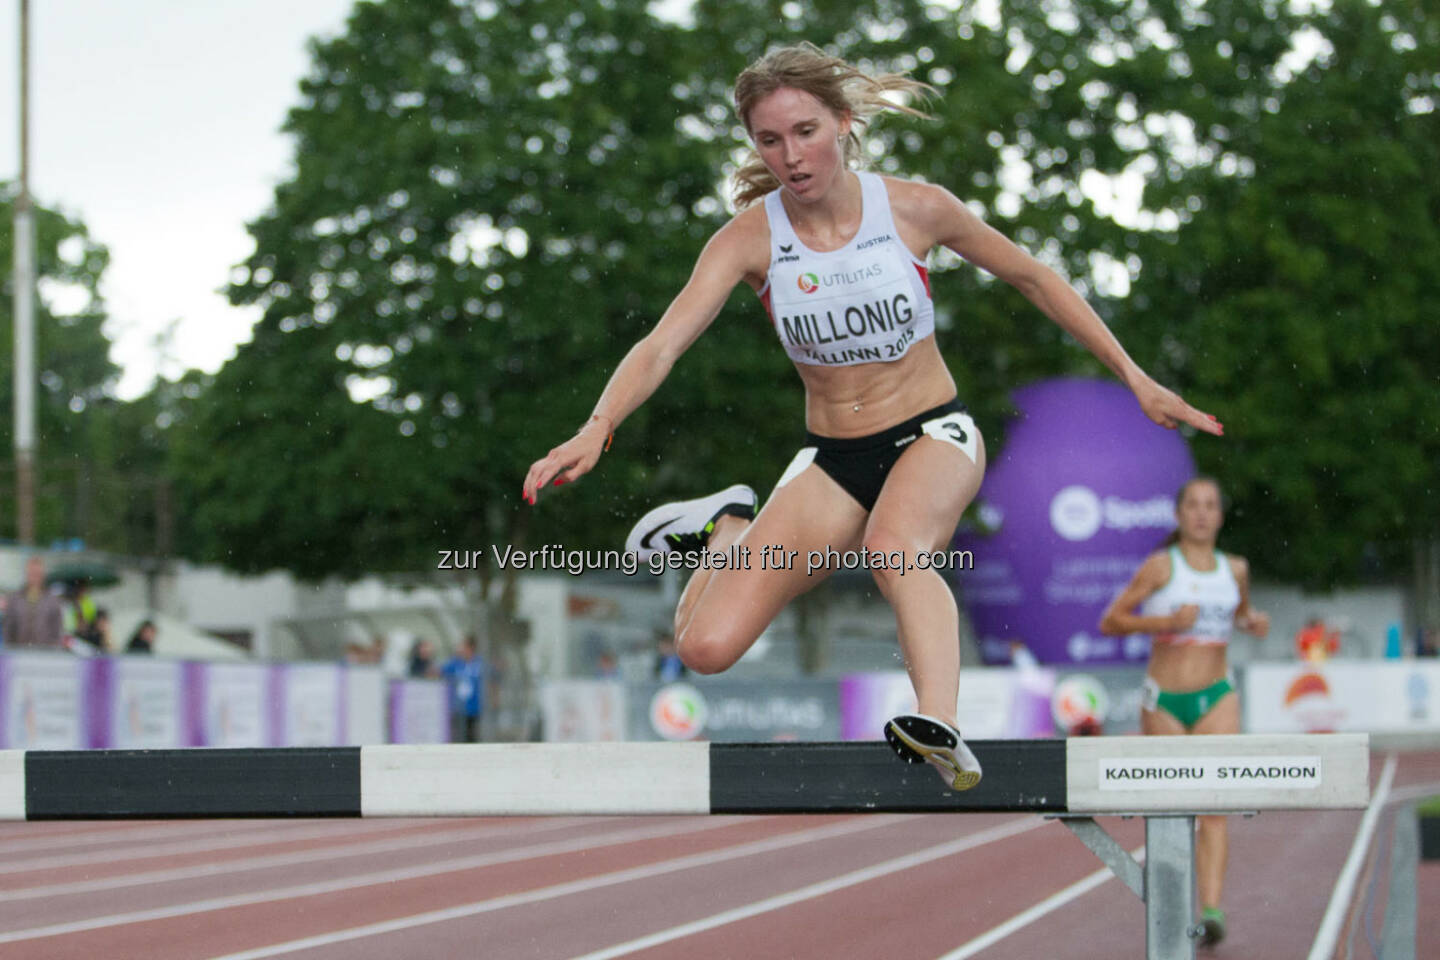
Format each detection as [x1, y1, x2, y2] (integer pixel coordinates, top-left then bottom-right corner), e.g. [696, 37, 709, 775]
[175, 0, 797, 579]
[171, 0, 1438, 590]
[1121, 0, 1440, 586]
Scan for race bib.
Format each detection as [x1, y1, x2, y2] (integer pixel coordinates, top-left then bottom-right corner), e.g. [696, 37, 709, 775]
[920, 411, 980, 465]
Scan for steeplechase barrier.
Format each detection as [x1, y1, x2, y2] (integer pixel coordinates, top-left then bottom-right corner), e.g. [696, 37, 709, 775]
[0, 733, 1370, 960]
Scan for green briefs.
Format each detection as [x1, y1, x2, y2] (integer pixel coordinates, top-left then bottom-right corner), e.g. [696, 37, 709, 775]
[1141, 675, 1235, 728]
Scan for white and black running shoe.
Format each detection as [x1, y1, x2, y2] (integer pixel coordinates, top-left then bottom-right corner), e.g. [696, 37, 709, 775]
[624, 484, 758, 562]
[885, 713, 983, 792]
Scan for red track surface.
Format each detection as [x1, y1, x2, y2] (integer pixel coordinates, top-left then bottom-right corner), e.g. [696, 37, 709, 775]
[0, 751, 1434, 960]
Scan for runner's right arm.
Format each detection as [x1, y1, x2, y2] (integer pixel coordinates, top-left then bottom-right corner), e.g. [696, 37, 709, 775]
[522, 213, 765, 503]
[1098, 551, 1197, 636]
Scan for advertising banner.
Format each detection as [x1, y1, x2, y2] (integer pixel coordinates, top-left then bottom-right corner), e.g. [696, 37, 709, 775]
[388, 678, 449, 744]
[1050, 665, 1149, 736]
[0, 654, 455, 748]
[540, 680, 627, 742]
[630, 679, 841, 742]
[110, 658, 184, 749]
[277, 663, 343, 746]
[1244, 660, 1440, 733]
[0, 652, 85, 749]
[347, 667, 388, 744]
[956, 379, 1194, 666]
[839, 668, 1056, 741]
[201, 662, 271, 747]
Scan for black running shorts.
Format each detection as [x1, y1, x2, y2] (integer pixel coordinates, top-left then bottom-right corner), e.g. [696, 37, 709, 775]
[775, 399, 979, 510]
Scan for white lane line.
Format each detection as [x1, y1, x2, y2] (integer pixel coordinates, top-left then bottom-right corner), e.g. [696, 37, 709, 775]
[0, 819, 291, 855]
[0, 818, 594, 903]
[1307, 752, 1398, 960]
[0, 820, 439, 876]
[208, 813, 934, 960]
[567, 817, 1049, 960]
[0, 815, 754, 944]
[934, 845, 1145, 960]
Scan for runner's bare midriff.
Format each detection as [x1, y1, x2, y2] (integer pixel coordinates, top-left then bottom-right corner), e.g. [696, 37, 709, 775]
[796, 336, 958, 437]
[1147, 640, 1230, 691]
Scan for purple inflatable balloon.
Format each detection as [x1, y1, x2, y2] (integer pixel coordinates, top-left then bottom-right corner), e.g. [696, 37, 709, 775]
[957, 378, 1195, 666]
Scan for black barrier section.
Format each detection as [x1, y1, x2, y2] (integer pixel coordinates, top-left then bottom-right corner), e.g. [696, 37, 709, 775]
[709, 740, 1067, 814]
[25, 748, 362, 819]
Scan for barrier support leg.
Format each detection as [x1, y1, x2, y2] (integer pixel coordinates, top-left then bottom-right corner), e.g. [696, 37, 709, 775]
[1144, 815, 1197, 960]
[1054, 813, 1200, 960]
[1059, 816, 1144, 898]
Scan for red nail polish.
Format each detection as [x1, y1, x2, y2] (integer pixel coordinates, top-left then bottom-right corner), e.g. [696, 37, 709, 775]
[553, 478, 566, 486]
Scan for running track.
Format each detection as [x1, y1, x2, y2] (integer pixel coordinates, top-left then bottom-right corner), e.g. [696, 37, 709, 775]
[0, 751, 1434, 959]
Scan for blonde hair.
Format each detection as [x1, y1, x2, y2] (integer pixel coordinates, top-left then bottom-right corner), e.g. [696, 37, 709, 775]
[731, 43, 936, 209]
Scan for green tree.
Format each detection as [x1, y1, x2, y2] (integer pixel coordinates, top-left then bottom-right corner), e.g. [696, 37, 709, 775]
[1123, 0, 1440, 587]
[176, 0, 803, 583]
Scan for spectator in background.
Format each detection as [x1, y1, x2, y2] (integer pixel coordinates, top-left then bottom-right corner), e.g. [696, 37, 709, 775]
[343, 635, 386, 666]
[90, 608, 114, 653]
[1294, 617, 1340, 663]
[408, 639, 439, 678]
[442, 635, 487, 743]
[654, 628, 686, 683]
[65, 579, 103, 650]
[367, 634, 387, 666]
[1419, 627, 1439, 659]
[5, 556, 64, 650]
[126, 620, 157, 655]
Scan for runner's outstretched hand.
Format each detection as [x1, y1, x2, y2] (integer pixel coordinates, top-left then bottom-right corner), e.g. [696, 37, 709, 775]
[1133, 377, 1223, 436]
[522, 422, 609, 505]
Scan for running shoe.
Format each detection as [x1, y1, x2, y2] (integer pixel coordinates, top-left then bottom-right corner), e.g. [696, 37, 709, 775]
[624, 484, 757, 561]
[884, 713, 983, 791]
[1198, 906, 1226, 948]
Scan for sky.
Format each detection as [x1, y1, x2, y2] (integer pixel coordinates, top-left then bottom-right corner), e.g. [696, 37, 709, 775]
[0, 0, 358, 399]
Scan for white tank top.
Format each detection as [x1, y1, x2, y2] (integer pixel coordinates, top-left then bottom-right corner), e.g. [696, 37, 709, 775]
[1140, 546, 1241, 646]
[757, 172, 935, 367]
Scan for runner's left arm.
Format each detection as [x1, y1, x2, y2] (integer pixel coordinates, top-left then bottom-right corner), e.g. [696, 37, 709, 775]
[898, 181, 1221, 437]
[1230, 555, 1271, 637]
